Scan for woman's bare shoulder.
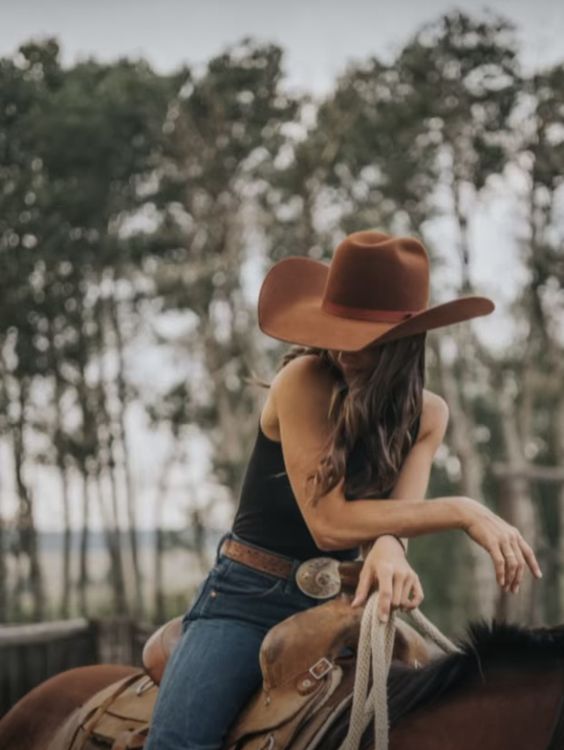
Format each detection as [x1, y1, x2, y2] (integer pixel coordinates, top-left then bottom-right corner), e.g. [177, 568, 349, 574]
[419, 389, 449, 443]
[268, 354, 335, 422]
[272, 354, 335, 398]
[260, 356, 331, 441]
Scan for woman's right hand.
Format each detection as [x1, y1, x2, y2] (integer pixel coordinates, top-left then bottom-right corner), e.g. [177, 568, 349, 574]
[458, 497, 542, 593]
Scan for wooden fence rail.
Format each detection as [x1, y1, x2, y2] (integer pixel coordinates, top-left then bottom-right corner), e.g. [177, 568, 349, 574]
[0, 617, 155, 718]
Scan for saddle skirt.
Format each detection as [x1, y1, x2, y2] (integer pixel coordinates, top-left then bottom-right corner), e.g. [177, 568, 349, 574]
[51, 595, 434, 750]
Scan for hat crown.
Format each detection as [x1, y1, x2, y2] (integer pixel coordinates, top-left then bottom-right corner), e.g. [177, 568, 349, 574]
[257, 227, 494, 352]
[321, 231, 429, 322]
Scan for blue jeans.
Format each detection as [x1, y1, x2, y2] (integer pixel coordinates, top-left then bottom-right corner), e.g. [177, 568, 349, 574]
[145, 530, 339, 750]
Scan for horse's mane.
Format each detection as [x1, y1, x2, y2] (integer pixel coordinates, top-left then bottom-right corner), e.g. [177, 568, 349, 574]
[330, 618, 564, 750]
[386, 618, 564, 727]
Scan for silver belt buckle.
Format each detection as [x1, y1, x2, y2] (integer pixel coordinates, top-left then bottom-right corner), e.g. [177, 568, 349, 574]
[295, 557, 342, 599]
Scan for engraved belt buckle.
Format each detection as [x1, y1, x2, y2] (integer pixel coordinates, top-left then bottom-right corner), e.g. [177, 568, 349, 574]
[295, 557, 342, 599]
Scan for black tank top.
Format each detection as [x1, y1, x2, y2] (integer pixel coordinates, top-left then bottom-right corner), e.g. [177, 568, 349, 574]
[231, 413, 421, 561]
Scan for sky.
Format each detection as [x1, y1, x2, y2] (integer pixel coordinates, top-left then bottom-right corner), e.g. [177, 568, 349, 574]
[1, 0, 562, 531]
[2, 0, 563, 95]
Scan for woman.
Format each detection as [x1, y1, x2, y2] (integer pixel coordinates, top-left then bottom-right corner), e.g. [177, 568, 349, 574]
[146, 230, 542, 750]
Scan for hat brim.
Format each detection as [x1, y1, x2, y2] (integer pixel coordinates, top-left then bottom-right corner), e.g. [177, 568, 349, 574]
[258, 257, 495, 352]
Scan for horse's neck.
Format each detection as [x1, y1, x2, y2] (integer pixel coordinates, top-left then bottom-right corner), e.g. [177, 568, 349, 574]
[390, 664, 564, 750]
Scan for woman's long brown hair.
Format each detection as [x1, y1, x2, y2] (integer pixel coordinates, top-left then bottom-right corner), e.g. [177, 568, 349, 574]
[247, 331, 427, 506]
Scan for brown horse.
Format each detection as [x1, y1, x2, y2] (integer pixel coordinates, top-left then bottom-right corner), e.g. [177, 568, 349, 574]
[326, 618, 564, 750]
[1, 619, 563, 750]
[0, 663, 138, 750]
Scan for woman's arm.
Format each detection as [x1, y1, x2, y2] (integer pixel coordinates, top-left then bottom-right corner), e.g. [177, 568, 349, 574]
[272, 354, 541, 589]
[316, 482, 466, 549]
[272, 354, 460, 549]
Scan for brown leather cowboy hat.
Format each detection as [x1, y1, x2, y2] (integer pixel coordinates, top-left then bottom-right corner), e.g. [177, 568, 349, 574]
[258, 230, 495, 351]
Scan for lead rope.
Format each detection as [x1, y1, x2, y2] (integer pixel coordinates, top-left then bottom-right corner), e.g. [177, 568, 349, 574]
[337, 590, 464, 750]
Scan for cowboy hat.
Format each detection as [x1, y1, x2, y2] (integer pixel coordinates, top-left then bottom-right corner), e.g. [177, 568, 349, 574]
[257, 230, 495, 351]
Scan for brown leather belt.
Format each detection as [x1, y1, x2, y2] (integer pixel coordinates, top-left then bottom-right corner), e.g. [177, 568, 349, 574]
[219, 537, 362, 599]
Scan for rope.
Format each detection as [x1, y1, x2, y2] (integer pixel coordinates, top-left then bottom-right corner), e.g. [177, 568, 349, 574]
[337, 591, 464, 750]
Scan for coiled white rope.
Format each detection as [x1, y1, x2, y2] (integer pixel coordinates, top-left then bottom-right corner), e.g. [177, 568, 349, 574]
[337, 590, 464, 750]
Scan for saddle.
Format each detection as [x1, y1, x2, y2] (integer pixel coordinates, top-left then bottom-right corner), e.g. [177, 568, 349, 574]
[221, 595, 433, 750]
[141, 561, 432, 685]
[52, 588, 434, 750]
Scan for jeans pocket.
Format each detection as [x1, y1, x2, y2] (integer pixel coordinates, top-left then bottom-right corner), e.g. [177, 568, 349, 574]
[212, 559, 284, 599]
[182, 563, 225, 626]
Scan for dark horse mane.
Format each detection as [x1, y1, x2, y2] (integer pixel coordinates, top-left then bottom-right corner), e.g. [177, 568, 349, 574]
[335, 617, 564, 750]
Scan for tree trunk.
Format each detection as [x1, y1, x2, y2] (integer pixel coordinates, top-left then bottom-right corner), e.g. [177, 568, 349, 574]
[94, 463, 128, 614]
[56, 456, 72, 619]
[47, 315, 73, 619]
[12, 377, 45, 621]
[153, 445, 180, 624]
[92, 286, 129, 616]
[75, 285, 128, 616]
[107, 291, 144, 619]
[0, 345, 9, 621]
[77, 461, 91, 617]
[0, 473, 7, 623]
[555, 393, 564, 621]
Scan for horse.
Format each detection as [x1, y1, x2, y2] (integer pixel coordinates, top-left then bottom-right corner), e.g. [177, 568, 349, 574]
[1, 619, 563, 750]
[325, 618, 564, 750]
[0, 663, 138, 750]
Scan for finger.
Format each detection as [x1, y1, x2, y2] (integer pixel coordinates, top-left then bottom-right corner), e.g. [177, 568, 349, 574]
[399, 575, 416, 609]
[403, 574, 425, 609]
[518, 536, 543, 579]
[500, 538, 519, 592]
[489, 544, 507, 587]
[509, 536, 526, 593]
[351, 570, 373, 607]
[412, 576, 424, 608]
[376, 565, 394, 623]
[391, 572, 406, 608]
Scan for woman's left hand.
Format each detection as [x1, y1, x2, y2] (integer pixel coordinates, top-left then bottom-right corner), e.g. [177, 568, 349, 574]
[350, 535, 424, 622]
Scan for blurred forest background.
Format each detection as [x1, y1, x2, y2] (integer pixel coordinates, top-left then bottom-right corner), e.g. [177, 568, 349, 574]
[0, 9, 563, 635]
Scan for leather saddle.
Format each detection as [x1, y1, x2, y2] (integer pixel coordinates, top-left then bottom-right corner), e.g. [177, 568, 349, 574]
[55, 563, 435, 749]
[142, 560, 433, 686]
[221, 593, 433, 750]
